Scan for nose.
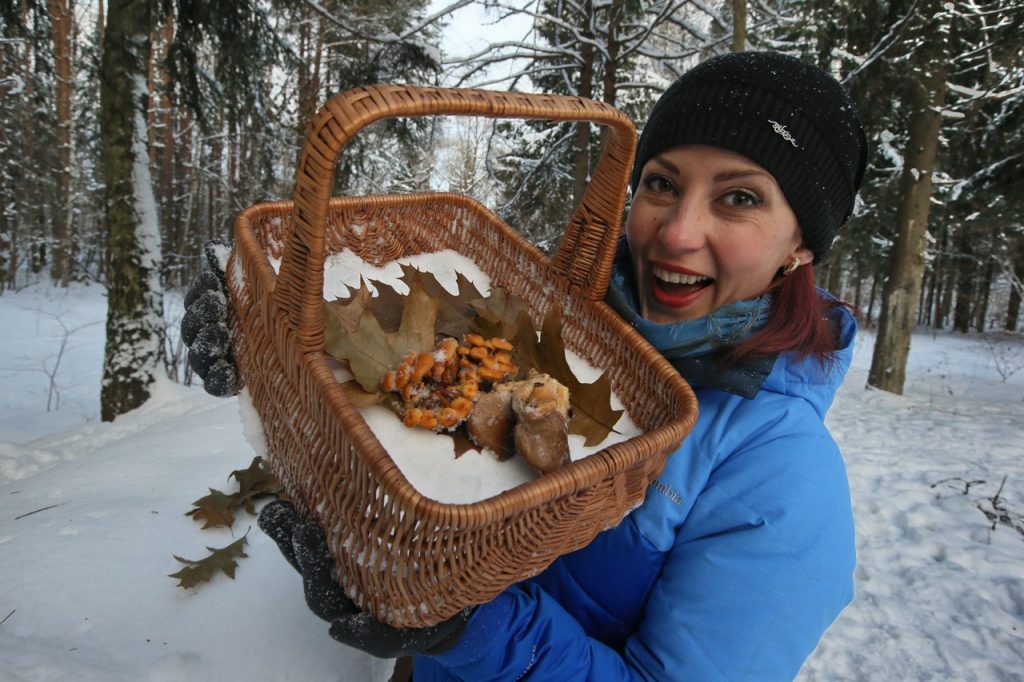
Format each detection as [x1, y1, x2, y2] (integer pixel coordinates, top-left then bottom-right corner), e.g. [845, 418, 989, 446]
[656, 196, 708, 253]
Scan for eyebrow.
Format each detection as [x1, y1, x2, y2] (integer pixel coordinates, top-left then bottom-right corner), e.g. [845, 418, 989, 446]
[650, 155, 774, 184]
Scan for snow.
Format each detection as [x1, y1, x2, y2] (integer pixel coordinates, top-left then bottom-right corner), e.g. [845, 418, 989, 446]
[2, 282, 1024, 680]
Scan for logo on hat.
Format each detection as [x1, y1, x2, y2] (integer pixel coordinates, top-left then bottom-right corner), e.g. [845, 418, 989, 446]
[768, 120, 799, 148]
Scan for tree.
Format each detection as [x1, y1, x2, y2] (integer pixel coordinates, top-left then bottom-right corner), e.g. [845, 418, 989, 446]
[766, 0, 1020, 386]
[457, 0, 727, 248]
[0, 0, 60, 288]
[867, 0, 951, 393]
[867, 0, 1022, 390]
[99, 0, 163, 421]
[297, 0, 444, 195]
[937, 0, 1024, 334]
[47, 0, 73, 286]
[731, 0, 746, 52]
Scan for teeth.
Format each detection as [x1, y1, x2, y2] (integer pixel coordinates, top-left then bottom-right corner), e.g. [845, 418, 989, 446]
[653, 266, 709, 285]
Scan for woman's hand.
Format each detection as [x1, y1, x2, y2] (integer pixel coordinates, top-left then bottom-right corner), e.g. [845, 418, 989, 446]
[257, 500, 473, 658]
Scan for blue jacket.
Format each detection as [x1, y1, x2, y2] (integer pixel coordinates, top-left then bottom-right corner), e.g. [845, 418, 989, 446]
[414, 304, 857, 681]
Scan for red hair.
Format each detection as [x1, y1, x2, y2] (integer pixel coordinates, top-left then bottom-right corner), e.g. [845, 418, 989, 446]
[727, 264, 848, 367]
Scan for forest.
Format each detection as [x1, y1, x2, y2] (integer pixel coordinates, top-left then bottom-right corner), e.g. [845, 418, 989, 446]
[0, 0, 1021, 420]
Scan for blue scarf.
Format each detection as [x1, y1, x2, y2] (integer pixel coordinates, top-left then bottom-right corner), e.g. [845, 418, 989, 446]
[605, 239, 777, 397]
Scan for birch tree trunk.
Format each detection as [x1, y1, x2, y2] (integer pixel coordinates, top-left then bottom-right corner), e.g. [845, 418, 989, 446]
[100, 0, 164, 421]
[867, 1, 949, 393]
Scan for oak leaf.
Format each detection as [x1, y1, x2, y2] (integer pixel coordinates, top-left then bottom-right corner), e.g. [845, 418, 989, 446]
[471, 287, 531, 341]
[324, 279, 440, 394]
[324, 306, 403, 394]
[368, 279, 408, 333]
[514, 302, 623, 447]
[187, 457, 283, 526]
[338, 380, 388, 408]
[230, 456, 284, 514]
[186, 488, 241, 529]
[170, 535, 249, 589]
[323, 280, 374, 334]
[390, 280, 439, 359]
[399, 265, 484, 340]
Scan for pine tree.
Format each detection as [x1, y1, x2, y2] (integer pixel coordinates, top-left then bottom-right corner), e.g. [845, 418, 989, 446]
[867, 0, 951, 393]
[99, 0, 163, 421]
[469, 0, 715, 249]
[47, 0, 73, 286]
[769, 0, 1021, 387]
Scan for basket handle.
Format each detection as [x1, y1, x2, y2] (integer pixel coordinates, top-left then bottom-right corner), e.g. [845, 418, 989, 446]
[275, 84, 636, 354]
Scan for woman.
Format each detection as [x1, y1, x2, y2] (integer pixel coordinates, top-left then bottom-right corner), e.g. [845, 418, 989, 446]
[189, 50, 867, 680]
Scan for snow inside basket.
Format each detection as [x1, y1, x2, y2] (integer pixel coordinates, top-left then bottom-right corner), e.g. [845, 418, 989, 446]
[226, 84, 697, 628]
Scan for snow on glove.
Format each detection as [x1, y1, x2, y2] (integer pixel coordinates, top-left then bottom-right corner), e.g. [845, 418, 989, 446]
[182, 240, 238, 397]
[258, 500, 473, 658]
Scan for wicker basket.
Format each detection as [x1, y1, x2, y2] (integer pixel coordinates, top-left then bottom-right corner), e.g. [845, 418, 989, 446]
[228, 84, 698, 628]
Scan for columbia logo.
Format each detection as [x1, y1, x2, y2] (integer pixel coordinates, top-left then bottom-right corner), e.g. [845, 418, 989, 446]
[768, 119, 799, 148]
[650, 479, 683, 505]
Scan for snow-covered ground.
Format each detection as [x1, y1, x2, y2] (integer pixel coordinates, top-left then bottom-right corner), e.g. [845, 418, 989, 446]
[1, 281, 1022, 681]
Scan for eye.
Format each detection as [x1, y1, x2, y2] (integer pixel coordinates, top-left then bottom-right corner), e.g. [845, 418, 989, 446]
[641, 174, 675, 194]
[721, 189, 763, 208]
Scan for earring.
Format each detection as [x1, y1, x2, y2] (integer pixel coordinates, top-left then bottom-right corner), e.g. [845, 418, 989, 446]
[783, 257, 801, 276]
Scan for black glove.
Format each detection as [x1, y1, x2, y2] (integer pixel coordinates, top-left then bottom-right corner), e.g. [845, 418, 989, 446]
[182, 240, 238, 397]
[258, 500, 473, 658]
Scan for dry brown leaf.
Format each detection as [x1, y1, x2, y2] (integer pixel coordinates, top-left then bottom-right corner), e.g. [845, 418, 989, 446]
[471, 287, 531, 341]
[368, 279, 406, 333]
[400, 265, 485, 340]
[390, 280, 439, 360]
[567, 374, 623, 447]
[229, 456, 284, 514]
[338, 380, 388, 408]
[323, 280, 374, 334]
[169, 535, 249, 589]
[514, 302, 623, 446]
[324, 306, 402, 393]
[186, 488, 241, 529]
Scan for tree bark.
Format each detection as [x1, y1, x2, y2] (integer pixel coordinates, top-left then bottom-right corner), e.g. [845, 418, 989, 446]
[1007, 282, 1021, 332]
[866, 272, 878, 328]
[571, 1, 595, 209]
[100, 0, 164, 422]
[732, 0, 747, 52]
[48, 0, 74, 286]
[1006, 238, 1024, 331]
[0, 31, 15, 291]
[973, 257, 993, 332]
[868, 12, 949, 393]
[952, 233, 974, 333]
[928, 220, 948, 328]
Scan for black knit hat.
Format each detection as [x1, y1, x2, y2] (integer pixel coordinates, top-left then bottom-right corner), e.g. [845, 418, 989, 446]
[631, 51, 868, 261]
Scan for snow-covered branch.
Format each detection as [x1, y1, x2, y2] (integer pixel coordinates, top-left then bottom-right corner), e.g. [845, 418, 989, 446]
[301, 0, 473, 44]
